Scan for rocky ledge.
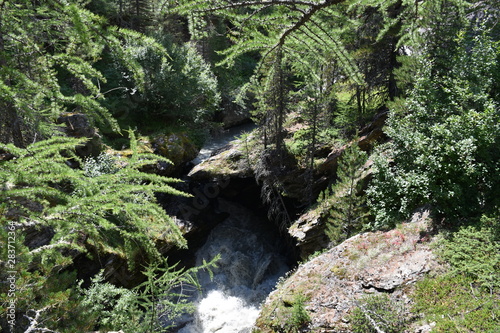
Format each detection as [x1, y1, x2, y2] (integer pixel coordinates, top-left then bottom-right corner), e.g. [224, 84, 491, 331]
[255, 208, 440, 332]
[188, 135, 255, 180]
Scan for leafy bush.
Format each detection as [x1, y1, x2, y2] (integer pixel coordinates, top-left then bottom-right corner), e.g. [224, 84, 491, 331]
[367, 29, 500, 229]
[96, 35, 221, 132]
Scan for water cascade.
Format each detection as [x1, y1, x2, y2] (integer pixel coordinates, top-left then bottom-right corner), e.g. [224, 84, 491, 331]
[177, 200, 290, 333]
[167, 122, 292, 332]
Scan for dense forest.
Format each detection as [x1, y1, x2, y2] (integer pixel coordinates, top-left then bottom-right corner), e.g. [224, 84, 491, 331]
[1, 0, 499, 332]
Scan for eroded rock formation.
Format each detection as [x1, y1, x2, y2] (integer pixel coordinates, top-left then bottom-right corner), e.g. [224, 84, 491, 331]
[255, 208, 439, 332]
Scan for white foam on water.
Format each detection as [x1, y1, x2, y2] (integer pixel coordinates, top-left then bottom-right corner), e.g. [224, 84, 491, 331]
[174, 201, 289, 333]
[179, 290, 259, 333]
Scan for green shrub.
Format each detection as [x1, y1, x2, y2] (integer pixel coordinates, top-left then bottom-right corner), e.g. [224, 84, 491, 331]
[98, 36, 221, 130]
[289, 294, 311, 332]
[367, 30, 500, 229]
[439, 223, 500, 291]
[412, 274, 500, 333]
[349, 294, 408, 333]
[411, 214, 500, 332]
[136, 38, 221, 124]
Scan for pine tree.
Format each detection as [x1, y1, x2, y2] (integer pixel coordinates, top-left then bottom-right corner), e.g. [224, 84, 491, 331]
[321, 144, 368, 244]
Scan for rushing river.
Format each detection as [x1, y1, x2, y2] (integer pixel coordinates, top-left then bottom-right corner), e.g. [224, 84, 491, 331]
[171, 122, 290, 332]
[176, 199, 290, 333]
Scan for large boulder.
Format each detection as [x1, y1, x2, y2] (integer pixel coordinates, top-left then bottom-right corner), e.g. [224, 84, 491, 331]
[151, 132, 199, 175]
[217, 96, 252, 128]
[188, 138, 255, 180]
[255, 208, 439, 332]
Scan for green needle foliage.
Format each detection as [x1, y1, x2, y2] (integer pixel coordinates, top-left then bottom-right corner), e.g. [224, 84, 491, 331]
[439, 221, 500, 292]
[169, 0, 449, 145]
[0, 0, 168, 145]
[0, 131, 198, 331]
[1, 130, 189, 265]
[412, 274, 500, 332]
[411, 214, 500, 332]
[318, 144, 369, 244]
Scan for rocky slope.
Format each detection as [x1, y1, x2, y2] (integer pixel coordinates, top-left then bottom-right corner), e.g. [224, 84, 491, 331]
[254, 208, 441, 333]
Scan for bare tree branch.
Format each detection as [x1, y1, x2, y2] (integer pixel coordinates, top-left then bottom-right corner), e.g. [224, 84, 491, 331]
[24, 307, 57, 333]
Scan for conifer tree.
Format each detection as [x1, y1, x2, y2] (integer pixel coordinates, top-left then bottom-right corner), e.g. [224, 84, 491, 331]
[320, 144, 368, 244]
[0, 0, 167, 146]
[0, 132, 195, 331]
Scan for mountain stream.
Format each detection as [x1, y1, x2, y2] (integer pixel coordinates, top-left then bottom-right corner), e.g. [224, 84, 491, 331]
[174, 123, 291, 332]
[177, 200, 290, 332]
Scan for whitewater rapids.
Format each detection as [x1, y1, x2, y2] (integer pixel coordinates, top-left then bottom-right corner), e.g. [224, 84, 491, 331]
[177, 200, 289, 333]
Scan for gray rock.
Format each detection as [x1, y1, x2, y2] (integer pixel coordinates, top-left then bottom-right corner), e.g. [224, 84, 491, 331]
[256, 208, 440, 332]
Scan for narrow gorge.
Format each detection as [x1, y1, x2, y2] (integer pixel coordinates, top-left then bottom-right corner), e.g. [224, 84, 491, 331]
[156, 117, 442, 332]
[160, 123, 298, 332]
[1, 1, 498, 331]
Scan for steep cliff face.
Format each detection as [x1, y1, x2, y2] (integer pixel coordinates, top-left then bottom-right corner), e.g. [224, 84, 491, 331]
[254, 209, 441, 333]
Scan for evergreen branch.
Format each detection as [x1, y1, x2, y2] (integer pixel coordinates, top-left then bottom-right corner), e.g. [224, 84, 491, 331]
[177, 0, 321, 13]
[306, 18, 363, 83]
[275, 0, 346, 47]
[238, 4, 274, 29]
[297, 26, 329, 50]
